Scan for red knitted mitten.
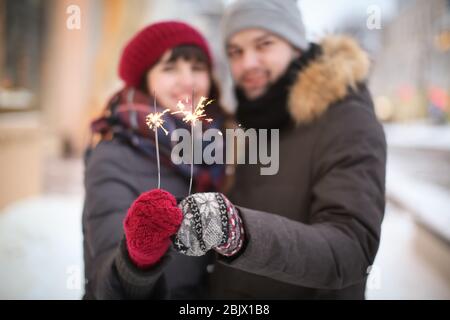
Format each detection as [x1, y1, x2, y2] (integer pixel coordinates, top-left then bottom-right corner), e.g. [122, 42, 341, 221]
[123, 189, 182, 268]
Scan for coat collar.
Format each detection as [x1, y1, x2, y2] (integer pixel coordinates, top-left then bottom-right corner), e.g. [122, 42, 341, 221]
[288, 35, 371, 124]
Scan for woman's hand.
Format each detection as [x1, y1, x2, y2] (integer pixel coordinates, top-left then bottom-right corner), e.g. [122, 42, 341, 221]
[173, 192, 245, 257]
[123, 189, 183, 269]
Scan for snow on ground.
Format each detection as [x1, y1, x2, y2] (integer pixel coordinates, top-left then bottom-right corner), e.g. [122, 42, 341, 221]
[384, 122, 450, 242]
[0, 195, 84, 299]
[384, 122, 450, 151]
[366, 203, 450, 299]
[386, 161, 450, 242]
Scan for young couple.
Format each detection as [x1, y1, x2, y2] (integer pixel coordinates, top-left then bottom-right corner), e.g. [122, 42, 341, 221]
[83, 0, 386, 299]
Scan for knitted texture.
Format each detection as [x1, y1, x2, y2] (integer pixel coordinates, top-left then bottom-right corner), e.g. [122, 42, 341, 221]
[119, 21, 212, 87]
[222, 0, 309, 51]
[173, 193, 245, 257]
[214, 195, 245, 257]
[124, 189, 182, 269]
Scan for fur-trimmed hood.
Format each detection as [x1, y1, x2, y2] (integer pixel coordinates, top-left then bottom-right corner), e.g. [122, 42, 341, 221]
[288, 35, 371, 124]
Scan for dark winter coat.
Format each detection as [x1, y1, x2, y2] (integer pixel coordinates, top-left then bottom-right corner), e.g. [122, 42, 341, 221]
[82, 35, 387, 299]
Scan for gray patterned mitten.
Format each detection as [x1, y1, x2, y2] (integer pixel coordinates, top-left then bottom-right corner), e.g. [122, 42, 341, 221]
[172, 192, 245, 257]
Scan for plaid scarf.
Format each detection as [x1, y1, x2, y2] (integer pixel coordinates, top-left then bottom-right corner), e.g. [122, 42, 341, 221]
[89, 87, 226, 192]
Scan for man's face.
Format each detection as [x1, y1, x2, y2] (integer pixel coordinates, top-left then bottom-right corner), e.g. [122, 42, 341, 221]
[226, 28, 300, 100]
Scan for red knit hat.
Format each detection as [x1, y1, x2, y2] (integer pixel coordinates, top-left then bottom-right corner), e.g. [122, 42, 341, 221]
[119, 21, 213, 87]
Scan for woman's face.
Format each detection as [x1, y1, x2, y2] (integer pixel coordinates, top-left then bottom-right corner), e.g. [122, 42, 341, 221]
[146, 49, 211, 112]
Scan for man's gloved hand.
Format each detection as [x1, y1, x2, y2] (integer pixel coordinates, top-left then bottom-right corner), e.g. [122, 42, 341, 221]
[123, 189, 183, 269]
[173, 192, 245, 257]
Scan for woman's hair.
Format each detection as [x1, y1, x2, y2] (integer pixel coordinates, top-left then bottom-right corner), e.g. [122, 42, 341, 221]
[163, 44, 211, 66]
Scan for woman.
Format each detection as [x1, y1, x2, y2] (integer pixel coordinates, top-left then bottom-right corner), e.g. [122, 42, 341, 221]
[82, 21, 232, 299]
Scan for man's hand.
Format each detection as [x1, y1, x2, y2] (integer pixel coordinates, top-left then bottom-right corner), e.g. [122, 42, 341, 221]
[173, 192, 245, 257]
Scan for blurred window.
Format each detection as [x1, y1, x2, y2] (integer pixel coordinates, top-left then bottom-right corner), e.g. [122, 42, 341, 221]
[0, 0, 48, 113]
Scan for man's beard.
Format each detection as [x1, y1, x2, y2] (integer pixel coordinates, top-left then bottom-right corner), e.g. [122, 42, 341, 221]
[237, 70, 272, 100]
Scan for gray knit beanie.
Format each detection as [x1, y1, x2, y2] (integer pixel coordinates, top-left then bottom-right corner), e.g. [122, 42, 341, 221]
[222, 0, 309, 51]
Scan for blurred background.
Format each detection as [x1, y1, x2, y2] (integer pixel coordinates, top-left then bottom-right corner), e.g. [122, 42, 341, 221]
[0, 0, 449, 299]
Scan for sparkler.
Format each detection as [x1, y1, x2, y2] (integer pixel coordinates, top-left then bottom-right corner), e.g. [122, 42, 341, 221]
[145, 105, 170, 135]
[145, 91, 169, 189]
[171, 95, 214, 125]
[123, 89, 214, 193]
[171, 92, 214, 195]
[189, 92, 194, 196]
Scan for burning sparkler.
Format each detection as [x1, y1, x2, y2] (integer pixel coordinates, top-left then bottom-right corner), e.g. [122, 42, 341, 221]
[145, 92, 170, 189]
[145, 108, 170, 135]
[171, 96, 214, 125]
[171, 93, 214, 195]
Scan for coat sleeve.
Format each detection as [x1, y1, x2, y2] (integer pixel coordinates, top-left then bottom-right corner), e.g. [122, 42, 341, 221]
[218, 97, 387, 290]
[83, 141, 172, 299]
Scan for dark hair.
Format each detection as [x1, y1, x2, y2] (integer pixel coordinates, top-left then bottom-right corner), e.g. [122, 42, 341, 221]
[165, 44, 210, 65]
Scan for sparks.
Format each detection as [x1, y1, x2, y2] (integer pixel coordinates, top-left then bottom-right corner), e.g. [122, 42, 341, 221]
[145, 109, 170, 135]
[171, 96, 214, 125]
[115, 100, 170, 135]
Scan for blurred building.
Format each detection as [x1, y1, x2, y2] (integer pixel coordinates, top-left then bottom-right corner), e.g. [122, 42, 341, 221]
[370, 0, 450, 122]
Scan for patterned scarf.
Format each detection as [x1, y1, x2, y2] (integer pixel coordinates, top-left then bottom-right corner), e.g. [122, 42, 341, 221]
[88, 87, 226, 192]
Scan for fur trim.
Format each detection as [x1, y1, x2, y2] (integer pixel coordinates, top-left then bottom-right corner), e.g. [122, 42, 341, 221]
[288, 35, 370, 124]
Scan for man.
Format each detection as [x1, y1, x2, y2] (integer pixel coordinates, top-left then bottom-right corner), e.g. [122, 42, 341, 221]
[202, 0, 387, 299]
